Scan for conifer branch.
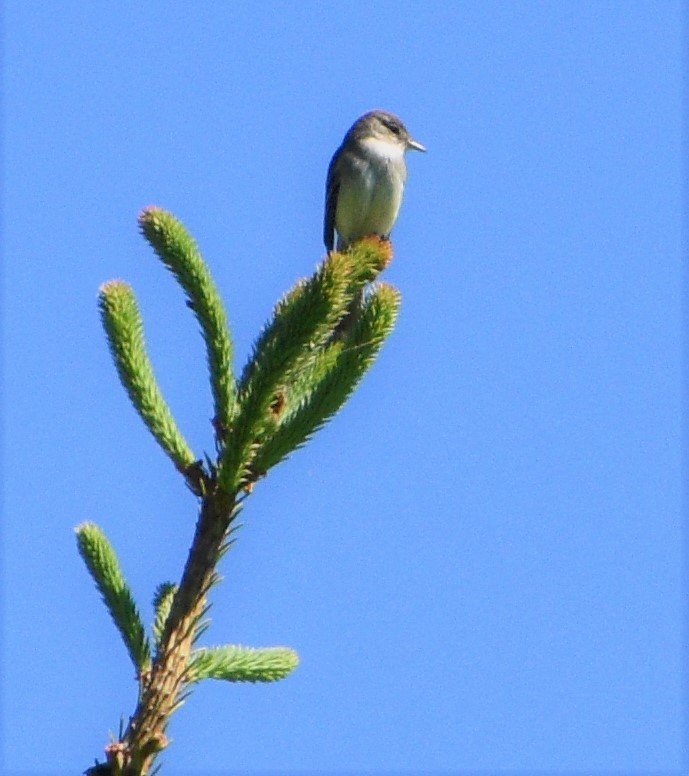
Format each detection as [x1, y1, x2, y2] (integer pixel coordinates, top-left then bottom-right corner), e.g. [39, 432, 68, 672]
[218, 252, 354, 492]
[115, 493, 241, 775]
[84, 217, 399, 776]
[219, 237, 393, 492]
[252, 282, 400, 474]
[152, 583, 177, 648]
[76, 522, 151, 672]
[139, 207, 237, 435]
[98, 280, 197, 478]
[188, 645, 299, 683]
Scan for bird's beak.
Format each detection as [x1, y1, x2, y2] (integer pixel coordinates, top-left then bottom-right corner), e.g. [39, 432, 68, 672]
[407, 137, 426, 152]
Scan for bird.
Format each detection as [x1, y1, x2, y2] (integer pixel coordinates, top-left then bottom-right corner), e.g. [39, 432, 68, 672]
[324, 110, 425, 253]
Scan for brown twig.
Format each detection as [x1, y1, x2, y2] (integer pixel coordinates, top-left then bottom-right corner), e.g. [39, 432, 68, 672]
[98, 487, 238, 776]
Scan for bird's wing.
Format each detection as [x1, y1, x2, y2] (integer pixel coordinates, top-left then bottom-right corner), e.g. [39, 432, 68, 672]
[323, 149, 341, 252]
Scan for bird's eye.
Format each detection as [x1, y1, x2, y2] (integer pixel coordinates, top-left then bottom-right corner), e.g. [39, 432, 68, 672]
[386, 121, 401, 135]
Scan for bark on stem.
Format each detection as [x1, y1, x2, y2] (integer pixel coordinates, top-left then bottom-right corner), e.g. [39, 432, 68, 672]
[115, 489, 238, 775]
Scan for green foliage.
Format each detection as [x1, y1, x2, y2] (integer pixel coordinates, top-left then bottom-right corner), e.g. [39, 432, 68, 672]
[219, 252, 352, 491]
[341, 234, 392, 287]
[188, 645, 299, 683]
[152, 582, 177, 648]
[75, 522, 151, 671]
[218, 238, 395, 492]
[139, 207, 237, 434]
[83, 212, 399, 774]
[98, 280, 197, 476]
[252, 282, 401, 474]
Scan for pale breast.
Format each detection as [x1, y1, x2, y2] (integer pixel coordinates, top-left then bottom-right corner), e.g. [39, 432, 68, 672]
[336, 139, 408, 244]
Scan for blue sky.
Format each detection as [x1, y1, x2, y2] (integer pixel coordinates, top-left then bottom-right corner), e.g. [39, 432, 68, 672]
[2, 2, 684, 774]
